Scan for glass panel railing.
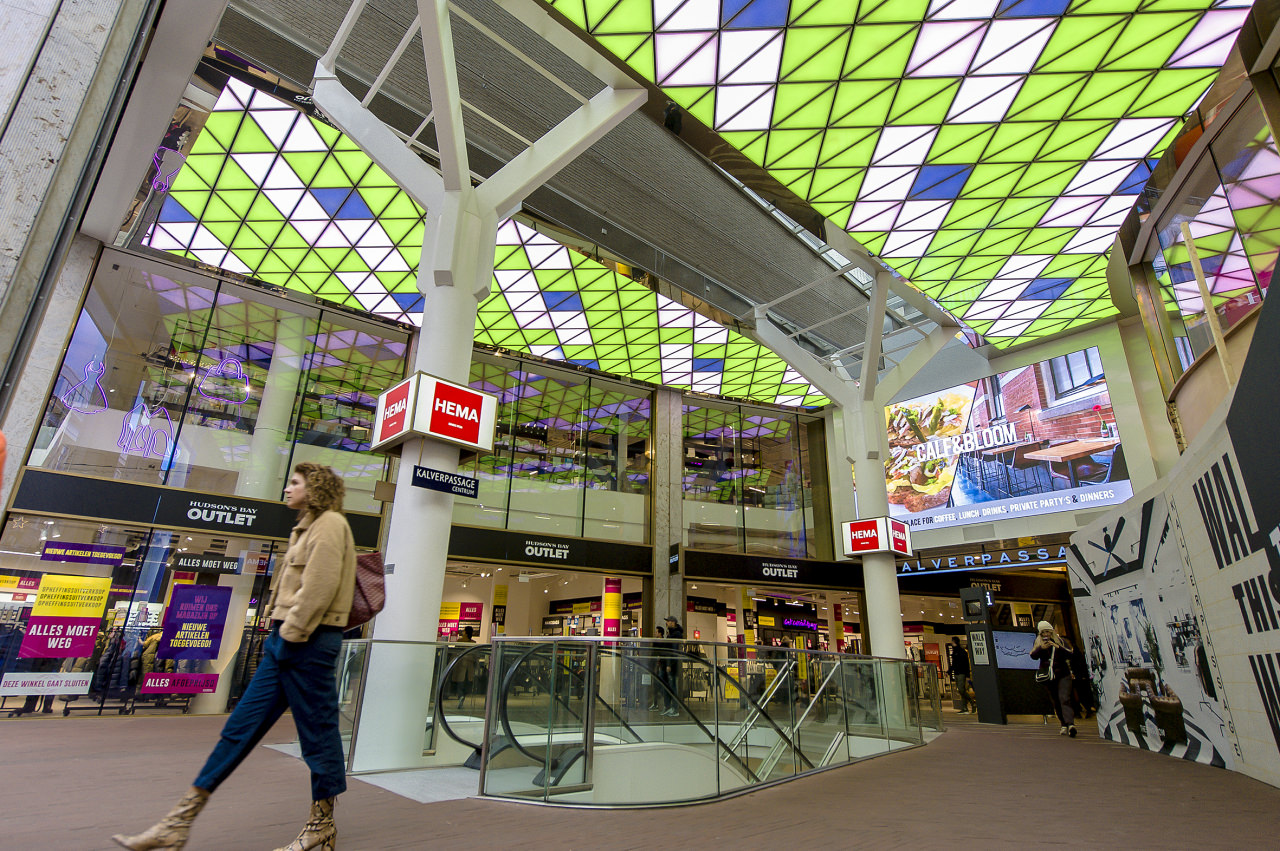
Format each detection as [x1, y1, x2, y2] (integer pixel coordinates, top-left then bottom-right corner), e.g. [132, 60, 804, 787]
[325, 637, 939, 801]
[478, 637, 935, 806]
[335, 639, 492, 775]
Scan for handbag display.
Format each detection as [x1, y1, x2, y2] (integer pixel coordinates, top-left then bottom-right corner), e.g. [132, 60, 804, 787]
[1035, 645, 1055, 683]
[348, 551, 386, 629]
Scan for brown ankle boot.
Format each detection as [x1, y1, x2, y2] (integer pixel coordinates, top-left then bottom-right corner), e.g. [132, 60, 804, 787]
[273, 797, 337, 851]
[111, 787, 210, 850]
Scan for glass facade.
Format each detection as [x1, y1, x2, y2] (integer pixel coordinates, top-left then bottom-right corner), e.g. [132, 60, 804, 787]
[454, 351, 652, 543]
[33, 249, 409, 512]
[1150, 95, 1278, 359]
[683, 400, 817, 557]
[1, 251, 407, 719]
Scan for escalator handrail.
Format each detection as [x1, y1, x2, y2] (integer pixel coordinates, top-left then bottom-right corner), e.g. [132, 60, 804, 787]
[434, 643, 492, 753]
[495, 643, 591, 768]
[681, 650, 814, 771]
[599, 646, 764, 782]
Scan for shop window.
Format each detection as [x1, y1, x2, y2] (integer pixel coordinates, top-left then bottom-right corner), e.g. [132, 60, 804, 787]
[453, 350, 652, 542]
[0, 514, 279, 719]
[682, 400, 818, 557]
[31, 250, 406, 513]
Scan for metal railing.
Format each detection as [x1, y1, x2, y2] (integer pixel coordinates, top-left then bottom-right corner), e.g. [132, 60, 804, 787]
[330, 636, 941, 805]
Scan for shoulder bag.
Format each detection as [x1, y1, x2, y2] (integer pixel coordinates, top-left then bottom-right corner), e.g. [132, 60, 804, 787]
[348, 551, 386, 629]
[1035, 645, 1055, 683]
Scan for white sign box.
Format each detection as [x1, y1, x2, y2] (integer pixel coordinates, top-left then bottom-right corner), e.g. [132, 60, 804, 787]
[371, 373, 498, 453]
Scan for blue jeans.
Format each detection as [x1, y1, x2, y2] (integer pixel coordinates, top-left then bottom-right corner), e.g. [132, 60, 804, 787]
[195, 625, 346, 800]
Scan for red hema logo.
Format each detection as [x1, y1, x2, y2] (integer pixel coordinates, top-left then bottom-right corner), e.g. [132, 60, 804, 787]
[378, 382, 412, 441]
[429, 382, 482, 445]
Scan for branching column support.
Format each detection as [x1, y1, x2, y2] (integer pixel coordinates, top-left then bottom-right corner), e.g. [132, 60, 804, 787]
[311, 0, 644, 770]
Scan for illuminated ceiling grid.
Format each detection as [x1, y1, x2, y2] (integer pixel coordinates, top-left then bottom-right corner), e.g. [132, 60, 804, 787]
[150, 78, 827, 408]
[547, 0, 1252, 346]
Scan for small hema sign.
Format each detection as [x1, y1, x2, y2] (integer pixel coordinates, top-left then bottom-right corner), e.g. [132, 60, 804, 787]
[840, 517, 912, 558]
[372, 373, 497, 452]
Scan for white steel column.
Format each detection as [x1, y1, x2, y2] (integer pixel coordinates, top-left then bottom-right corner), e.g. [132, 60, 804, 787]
[311, 0, 643, 770]
[754, 270, 958, 660]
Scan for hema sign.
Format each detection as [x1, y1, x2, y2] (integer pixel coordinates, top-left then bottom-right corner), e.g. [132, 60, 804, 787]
[371, 372, 497, 452]
[839, 517, 912, 558]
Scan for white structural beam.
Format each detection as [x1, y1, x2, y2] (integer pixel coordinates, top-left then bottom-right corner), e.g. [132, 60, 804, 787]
[859, 271, 890, 402]
[874, 324, 958, 405]
[311, 71, 446, 214]
[419, 0, 471, 190]
[311, 0, 644, 773]
[477, 83, 645, 219]
[823, 226, 956, 329]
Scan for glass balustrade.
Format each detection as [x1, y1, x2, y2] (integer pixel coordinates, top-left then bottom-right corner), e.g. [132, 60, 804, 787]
[331, 636, 940, 805]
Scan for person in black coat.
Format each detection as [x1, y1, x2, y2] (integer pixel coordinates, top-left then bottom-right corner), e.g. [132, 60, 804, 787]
[660, 616, 684, 717]
[1031, 620, 1078, 737]
[950, 636, 973, 714]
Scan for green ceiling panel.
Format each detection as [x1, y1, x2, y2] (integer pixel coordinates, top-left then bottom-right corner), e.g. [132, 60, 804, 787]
[545, 0, 1244, 347]
[148, 77, 826, 408]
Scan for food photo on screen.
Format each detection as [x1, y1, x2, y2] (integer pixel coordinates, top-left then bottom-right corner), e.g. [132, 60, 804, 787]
[883, 387, 975, 513]
[884, 347, 1133, 531]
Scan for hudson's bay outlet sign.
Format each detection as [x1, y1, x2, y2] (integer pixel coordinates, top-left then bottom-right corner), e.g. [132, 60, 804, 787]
[448, 526, 651, 574]
[11, 469, 382, 549]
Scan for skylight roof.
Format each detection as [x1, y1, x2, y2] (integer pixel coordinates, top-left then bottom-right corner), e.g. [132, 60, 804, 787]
[147, 77, 827, 407]
[546, 0, 1251, 346]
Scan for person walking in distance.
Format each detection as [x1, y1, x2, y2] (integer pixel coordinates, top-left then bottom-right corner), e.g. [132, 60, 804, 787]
[112, 462, 357, 851]
[661, 616, 685, 717]
[1031, 620, 1078, 738]
[648, 625, 666, 711]
[950, 636, 974, 714]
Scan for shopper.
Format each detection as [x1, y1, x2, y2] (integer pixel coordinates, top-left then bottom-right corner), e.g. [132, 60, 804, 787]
[950, 636, 973, 714]
[1030, 620, 1077, 738]
[661, 615, 685, 717]
[647, 625, 666, 711]
[451, 626, 478, 707]
[112, 462, 357, 851]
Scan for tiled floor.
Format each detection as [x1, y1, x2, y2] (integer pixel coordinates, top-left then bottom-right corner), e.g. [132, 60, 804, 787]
[4, 709, 1277, 849]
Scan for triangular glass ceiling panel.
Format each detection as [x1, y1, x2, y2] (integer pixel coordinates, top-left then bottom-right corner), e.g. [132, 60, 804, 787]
[547, 0, 1250, 347]
[145, 77, 826, 408]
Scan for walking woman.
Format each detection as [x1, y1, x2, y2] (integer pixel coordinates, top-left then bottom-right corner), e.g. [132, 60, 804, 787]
[1030, 620, 1077, 738]
[113, 462, 357, 851]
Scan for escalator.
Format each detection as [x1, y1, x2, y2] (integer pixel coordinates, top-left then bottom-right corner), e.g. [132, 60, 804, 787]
[421, 637, 932, 805]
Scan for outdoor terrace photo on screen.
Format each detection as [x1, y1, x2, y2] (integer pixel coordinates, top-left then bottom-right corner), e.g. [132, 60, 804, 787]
[884, 346, 1132, 531]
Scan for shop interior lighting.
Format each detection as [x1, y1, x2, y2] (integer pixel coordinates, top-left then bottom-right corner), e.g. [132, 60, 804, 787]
[546, 0, 1251, 347]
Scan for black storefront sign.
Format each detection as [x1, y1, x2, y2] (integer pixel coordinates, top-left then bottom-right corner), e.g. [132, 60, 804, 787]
[12, 468, 382, 549]
[173, 553, 242, 575]
[681, 549, 864, 590]
[448, 525, 651, 574]
[411, 465, 479, 498]
[896, 570, 1069, 601]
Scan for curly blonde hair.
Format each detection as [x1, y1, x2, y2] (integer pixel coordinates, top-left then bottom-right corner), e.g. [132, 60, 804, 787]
[294, 462, 345, 514]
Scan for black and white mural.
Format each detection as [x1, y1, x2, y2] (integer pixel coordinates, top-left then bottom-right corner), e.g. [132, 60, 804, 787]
[1069, 290, 1280, 787]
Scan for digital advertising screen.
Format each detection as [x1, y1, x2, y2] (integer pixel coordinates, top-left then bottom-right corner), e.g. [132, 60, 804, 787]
[991, 630, 1040, 670]
[883, 346, 1132, 531]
